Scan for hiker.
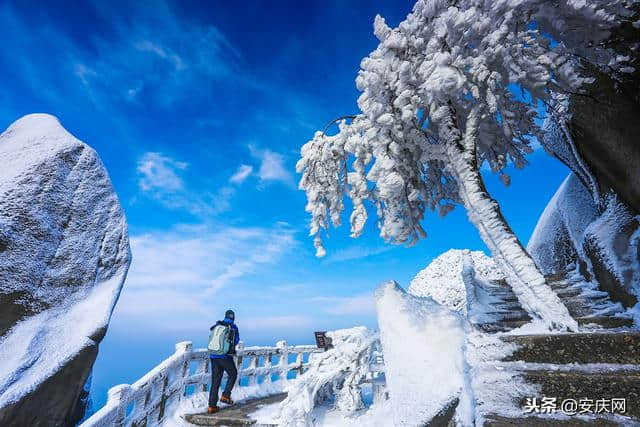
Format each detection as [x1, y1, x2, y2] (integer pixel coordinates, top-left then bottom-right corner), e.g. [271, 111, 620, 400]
[207, 309, 240, 414]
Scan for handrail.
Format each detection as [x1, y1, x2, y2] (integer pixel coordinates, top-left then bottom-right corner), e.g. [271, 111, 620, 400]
[81, 340, 321, 427]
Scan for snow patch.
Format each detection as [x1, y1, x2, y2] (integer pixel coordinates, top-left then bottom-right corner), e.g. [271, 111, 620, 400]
[164, 382, 286, 427]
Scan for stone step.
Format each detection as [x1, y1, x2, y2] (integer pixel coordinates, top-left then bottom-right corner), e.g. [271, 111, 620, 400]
[479, 286, 516, 297]
[483, 413, 630, 426]
[544, 273, 569, 283]
[488, 292, 614, 317]
[184, 393, 286, 426]
[549, 281, 572, 291]
[519, 369, 640, 418]
[477, 316, 633, 333]
[554, 287, 584, 299]
[563, 299, 603, 318]
[495, 295, 520, 304]
[501, 332, 640, 364]
[489, 300, 522, 310]
[486, 311, 532, 322]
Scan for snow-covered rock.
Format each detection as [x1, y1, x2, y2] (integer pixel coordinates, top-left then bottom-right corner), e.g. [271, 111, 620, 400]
[582, 196, 640, 309]
[408, 249, 503, 313]
[376, 281, 470, 426]
[527, 173, 599, 275]
[527, 172, 640, 309]
[0, 114, 131, 426]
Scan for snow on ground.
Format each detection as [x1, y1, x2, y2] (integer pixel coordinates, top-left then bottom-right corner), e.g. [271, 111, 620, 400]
[408, 249, 503, 313]
[164, 382, 285, 427]
[376, 281, 470, 426]
[251, 399, 394, 427]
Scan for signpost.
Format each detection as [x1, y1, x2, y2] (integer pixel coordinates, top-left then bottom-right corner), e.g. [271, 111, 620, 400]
[314, 331, 333, 350]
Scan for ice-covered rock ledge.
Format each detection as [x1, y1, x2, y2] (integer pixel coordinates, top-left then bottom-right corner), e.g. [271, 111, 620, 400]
[0, 114, 131, 426]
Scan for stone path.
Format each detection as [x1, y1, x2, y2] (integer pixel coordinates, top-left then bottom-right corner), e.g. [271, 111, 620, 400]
[184, 393, 286, 426]
[477, 274, 640, 425]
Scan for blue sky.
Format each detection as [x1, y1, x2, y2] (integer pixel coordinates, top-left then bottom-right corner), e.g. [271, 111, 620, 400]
[0, 0, 571, 410]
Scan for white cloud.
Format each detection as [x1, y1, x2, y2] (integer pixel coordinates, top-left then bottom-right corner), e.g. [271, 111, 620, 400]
[312, 294, 376, 316]
[70, 1, 242, 108]
[116, 223, 299, 331]
[127, 223, 296, 293]
[134, 40, 185, 71]
[229, 164, 253, 184]
[326, 245, 394, 263]
[249, 145, 294, 186]
[135, 152, 234, 216]
[270, 283, 308, 293]
[137, 152, 187, 192]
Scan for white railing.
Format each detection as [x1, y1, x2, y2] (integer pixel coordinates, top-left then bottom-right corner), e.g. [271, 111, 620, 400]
[367, 345, 387, 404]
[81, 340, 321, 427]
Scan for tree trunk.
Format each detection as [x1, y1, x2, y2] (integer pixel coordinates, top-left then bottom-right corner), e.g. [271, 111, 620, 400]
[438, 105, 578, 331]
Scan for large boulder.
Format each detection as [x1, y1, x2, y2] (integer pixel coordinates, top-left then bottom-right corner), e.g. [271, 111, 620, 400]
[0, 114, 131, 426]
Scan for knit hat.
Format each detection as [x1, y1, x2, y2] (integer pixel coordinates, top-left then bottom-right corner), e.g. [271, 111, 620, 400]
[225, 309, 235, 321]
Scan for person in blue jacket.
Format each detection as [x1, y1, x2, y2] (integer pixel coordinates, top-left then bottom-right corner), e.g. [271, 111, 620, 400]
[208, 309, 240, 413]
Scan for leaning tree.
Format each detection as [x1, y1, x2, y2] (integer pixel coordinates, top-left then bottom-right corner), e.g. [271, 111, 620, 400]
[297, 0, 637, 331]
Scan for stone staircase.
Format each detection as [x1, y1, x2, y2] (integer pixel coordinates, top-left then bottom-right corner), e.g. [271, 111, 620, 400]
[475, 274, 631, 333]
[471, 274, 640, 426]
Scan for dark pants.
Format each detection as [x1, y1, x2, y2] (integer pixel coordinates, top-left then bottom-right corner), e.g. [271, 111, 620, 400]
[209, 357, 238, 407]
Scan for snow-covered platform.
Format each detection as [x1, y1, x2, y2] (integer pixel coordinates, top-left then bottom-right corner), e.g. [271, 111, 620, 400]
[184, 393, 287, 426]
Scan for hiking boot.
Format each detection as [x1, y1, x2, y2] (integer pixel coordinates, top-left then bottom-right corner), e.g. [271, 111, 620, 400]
[207, 406, 219, 414]
[220, 394, 234, 405]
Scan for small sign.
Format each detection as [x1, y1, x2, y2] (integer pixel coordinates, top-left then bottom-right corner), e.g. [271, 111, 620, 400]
[314, 331, 333, 350]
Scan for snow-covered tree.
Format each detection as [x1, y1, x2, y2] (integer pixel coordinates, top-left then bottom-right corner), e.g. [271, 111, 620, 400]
[297, 0, 636, 331]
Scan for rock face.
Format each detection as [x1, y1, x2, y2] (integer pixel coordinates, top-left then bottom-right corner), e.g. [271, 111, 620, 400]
[527, 173, 639, 308]
[0, 114, 131, 426]
[526, 174, 599, 276]
[568, 11, 640, 215]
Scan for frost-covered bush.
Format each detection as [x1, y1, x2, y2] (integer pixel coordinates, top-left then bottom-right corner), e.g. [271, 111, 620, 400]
[276, 327, 377, 427]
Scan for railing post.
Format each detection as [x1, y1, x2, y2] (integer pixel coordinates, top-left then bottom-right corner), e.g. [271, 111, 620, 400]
[264, 351, 273, 383]
[107, 384, 131, 426]
[249, 355, 258, 386]
[179, 342, 193, 398]
[277, 340, 289, 382]
[295, 352, 304, 376]
[235, 341, 245, 388]
[372, 380, 387, 404]
[201, 356, 209, 392]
